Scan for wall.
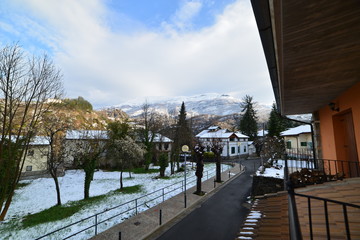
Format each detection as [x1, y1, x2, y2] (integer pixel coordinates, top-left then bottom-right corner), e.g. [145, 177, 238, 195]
[318, 82, 360, 161]
[22, 145, 48, 172]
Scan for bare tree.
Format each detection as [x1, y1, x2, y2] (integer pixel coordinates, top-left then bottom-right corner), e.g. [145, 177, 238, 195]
[0, 44, 63, 220]
[138, 102, 162, 170]
[41, 108, 72, 205]
[194, 144, 205, 195]
[210, 139, 224, 183]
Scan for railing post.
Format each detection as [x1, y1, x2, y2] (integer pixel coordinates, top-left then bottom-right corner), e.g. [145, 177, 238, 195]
[287, 181, 303, 240]
[228, 170, 230, 179]
[342, 205, 351, 240]
[159, 209, 162, 225]
[162, 188, 165, 202]
[135, 199, 138, 215]
[119, 231, 121, 240]
[95, 214, 98, 235]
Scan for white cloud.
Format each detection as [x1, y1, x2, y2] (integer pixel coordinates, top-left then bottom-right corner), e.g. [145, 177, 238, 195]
[9, 0, 274, 108]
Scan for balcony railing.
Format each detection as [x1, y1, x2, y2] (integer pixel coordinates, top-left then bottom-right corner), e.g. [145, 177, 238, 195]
[284, 155, 360, 240]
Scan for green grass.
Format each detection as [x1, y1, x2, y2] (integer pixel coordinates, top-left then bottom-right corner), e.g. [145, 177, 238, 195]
[158, 176, 171, 180]
[22, 195, 107, 228]
[16, 182, 30, 189]
[132, 167, 159, 174]
[114, 185, 142, 194]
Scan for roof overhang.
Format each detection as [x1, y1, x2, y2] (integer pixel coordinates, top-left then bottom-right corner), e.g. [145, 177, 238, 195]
[251, 0, 360, 115]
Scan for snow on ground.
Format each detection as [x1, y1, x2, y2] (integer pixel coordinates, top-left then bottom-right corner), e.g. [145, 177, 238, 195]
[255, 159, 315, 179]
[0, 163, 230, 240]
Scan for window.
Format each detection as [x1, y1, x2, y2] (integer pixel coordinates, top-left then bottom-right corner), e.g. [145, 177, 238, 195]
[244, 146, 247, 152]
[164, 143, 169, 150]
[300, 142, 307, 147]
[231, 147, 236, 154]
[286, 141, 292, 149]
[26, 165, 32, 171]
[27, 150, 34, 157]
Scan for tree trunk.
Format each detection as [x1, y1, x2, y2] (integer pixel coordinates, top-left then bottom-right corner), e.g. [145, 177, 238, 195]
[196, 177, 202, 194]
[120, 171, 123, 189]
[216, 156, 221, 182]
[0, 189, 14, 221]
[129, 170, 132, 178]
[54, 175, 62, 205]
[84, 171, 92, 199]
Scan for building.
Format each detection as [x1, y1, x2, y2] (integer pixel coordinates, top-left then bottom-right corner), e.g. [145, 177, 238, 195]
[245, 0, 360, 238]
[281, 125, 313, 159]
[152, 133, 173, 160]
[196, 126, 249, 158]
[21, 136, 50, 178]
[64, 130, 108, 167]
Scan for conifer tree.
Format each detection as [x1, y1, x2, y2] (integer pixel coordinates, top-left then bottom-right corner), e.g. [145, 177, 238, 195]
[172, 102, 192, 171]
[239, 95, 258, 140]
[267, 103, 286, 137]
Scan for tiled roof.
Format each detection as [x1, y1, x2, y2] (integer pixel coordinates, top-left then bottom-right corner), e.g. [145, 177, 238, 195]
[236, 178, 360, 239]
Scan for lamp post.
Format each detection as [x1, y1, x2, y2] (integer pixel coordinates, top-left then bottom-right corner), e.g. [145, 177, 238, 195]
[182, 145, 189, 208]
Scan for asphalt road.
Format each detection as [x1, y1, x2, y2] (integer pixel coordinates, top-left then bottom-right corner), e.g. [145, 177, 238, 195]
[156, 158, 262, 240]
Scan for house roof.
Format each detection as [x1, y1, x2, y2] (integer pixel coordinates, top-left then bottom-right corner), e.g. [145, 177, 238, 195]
[196, 127, 248, 139]
[257, 129, 268, 137]
[152, 133, 173, 143]
[281, 125, 311, 136]
[30, 136, 50, 145]
[251, 0, 360, 115]
[65, 130, 109, 140]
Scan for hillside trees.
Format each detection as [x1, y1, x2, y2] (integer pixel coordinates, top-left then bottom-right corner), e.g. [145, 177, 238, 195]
[239, 95, 258, 140]
[0, 44, 63, 220]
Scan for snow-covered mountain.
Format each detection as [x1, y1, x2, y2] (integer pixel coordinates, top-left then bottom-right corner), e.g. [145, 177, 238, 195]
[107, 93, 272, 121]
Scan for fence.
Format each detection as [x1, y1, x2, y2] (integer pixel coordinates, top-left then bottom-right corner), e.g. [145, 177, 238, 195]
[291, 192, 360, 239]
[34, 164, 232, 240]
[283, 155, 360, 240]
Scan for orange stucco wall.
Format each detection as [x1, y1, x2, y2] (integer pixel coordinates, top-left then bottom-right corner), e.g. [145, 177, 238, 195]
[319, 82, 360, 160]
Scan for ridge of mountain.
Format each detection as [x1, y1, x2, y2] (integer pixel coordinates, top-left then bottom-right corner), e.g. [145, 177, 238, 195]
[107, 93, 272, 121]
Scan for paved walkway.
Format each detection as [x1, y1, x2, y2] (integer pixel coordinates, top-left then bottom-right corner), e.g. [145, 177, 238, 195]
[91, 162, 246, 240]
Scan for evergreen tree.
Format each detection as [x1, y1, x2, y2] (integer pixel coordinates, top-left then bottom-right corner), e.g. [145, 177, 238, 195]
[267, 103, 286, 137]
[172, 102, 192, 172]
[239, 95, 258, 140]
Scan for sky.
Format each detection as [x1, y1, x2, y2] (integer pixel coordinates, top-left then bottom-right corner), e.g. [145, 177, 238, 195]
[0, 0, 274, 108]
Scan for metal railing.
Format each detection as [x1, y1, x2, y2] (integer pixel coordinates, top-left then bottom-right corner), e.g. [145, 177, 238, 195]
[284, 155, 360, 240]
[34, 164, 233, 240]
[292, 192, 360, 240]
[320, 159, 360, 179]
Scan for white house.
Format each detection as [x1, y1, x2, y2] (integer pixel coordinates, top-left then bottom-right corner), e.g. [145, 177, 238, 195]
[64, 130, 109, 167]
[152, 133, 173, 160]
[196, 126, 249, 158]
[281, 125, 313, 159]
[22, 136, 50, 174]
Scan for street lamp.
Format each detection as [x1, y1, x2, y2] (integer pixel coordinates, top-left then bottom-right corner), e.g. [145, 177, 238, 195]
[182, 145, 189, 208]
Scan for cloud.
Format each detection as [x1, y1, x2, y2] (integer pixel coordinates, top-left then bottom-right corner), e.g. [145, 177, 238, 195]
[6, 0, 274, 107]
